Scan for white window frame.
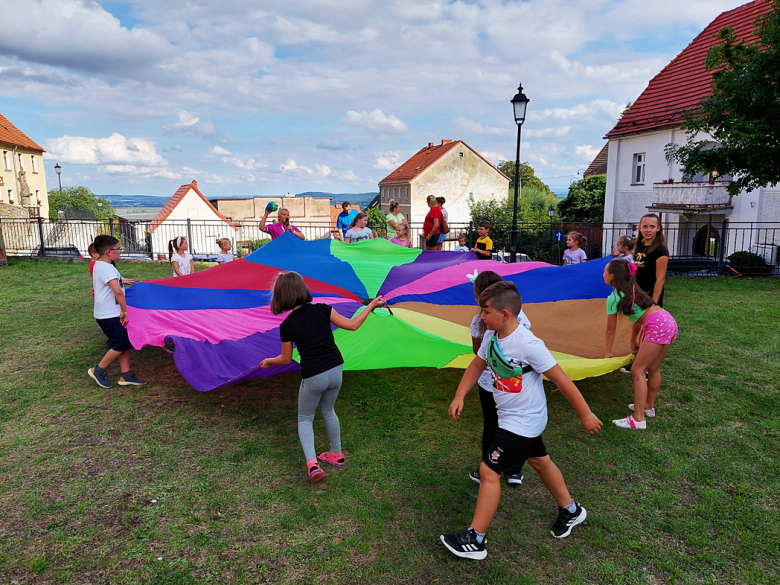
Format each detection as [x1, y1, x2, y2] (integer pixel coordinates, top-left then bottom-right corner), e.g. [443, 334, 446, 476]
[17, 152, 24, 171]
[31, 155, 38, 174]
[35, 189, 40, 203]
[2, 151, 9, 171]
[8, 189, 14, 204]
[632, 153, 646, 184]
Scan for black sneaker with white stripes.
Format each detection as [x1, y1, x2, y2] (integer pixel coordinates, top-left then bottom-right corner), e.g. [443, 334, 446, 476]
[550, 501, 587, 538]
[440, 528, 487, 560]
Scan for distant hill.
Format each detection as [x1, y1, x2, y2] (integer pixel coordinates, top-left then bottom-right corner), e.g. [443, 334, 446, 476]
[103, 192, 379, 210]
[104, 195, 170, 208]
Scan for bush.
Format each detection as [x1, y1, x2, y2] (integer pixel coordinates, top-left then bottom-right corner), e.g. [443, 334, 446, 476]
[247, 238, 272, 253]
[727, 250, 771, 275]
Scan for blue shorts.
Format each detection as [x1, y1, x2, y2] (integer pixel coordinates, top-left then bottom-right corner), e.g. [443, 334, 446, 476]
[483, 429, 547, 476]
[97, 317, 133, 352]
[437, 233, 448, 244]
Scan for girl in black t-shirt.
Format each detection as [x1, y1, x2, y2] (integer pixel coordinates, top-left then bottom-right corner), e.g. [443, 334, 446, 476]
[633, 213, 669, 307]
[260, 272, 385, 483]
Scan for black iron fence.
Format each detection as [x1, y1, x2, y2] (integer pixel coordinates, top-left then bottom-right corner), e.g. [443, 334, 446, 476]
[1, 216, 778, 276]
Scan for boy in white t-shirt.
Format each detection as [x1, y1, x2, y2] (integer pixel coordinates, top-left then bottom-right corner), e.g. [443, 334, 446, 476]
[88, 235, 147, 389]
[441, 281, 602, 560]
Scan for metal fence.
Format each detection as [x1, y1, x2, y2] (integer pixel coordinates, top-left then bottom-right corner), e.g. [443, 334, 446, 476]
[1, 216, 778, 276]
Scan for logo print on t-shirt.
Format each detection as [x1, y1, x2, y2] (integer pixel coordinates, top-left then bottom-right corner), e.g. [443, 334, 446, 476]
[489, 447, 503, 463]
[494, 375, 523, 394]
[634, 252, 646, 268]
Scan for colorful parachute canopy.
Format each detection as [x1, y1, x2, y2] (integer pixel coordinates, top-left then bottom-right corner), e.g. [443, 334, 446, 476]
[126, 234, 633, 391]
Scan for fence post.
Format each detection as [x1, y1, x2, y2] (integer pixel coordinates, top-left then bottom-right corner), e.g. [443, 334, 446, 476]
[37, 217, 45, 252]
[187, 218, 193, 254]
[109, 218, 115, 237]
[718, 218, 729, 275]
[468, 221, 474, 247]
[586, 219, 592, 259]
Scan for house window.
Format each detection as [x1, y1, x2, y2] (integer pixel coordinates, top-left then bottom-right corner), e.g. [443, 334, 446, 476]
[8, 189, 13, 204]
[632, 153, 645, 184]
[31, 155, 37, 174]
[35, 189, 40, 204]
[405, 187, 408, 199]
[17, 153, 24, 171]
[2, 151, 9, 170]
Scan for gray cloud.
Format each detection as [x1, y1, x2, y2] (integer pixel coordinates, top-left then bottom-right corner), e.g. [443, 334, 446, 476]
[316, 139, 350, 150]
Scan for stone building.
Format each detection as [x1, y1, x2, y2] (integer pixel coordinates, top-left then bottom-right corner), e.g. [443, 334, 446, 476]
[377, 140, 510, 224]
[209, 195, 333, 224]
[0, 113, 48, 218]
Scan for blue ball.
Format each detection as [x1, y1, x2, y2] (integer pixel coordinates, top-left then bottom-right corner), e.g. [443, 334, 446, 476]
[266, 202, 278, 213]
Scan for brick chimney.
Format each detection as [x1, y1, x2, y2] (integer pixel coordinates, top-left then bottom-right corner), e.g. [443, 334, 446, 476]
[428, 142, 434, 148]
[441, 139, 452, 145]
[192, 180, 198, 188]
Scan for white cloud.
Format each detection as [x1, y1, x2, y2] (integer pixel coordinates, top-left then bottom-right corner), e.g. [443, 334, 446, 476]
[209, 146, 231, 155]
[455, 117, 510, 136]
[529, 99, 624, 122]
[525, 126, 572, 138]
[343, 109, 408, 134]
[480, 151, 507, 165]
[45, 133, 166, 167]
[373, 150, 408, 171]
[315, 164, 332, 177]
[340, 169, 359, 181]
[163, 111, 235, 144]
[281, 159, 313, 175]
[575, 144, 602, 160]
[0, 0, 173, 76]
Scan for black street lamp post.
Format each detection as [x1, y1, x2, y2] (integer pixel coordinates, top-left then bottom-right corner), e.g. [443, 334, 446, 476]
[54, 163, 63, 215]
[548, 204, 555, 261]
[509, 84, 529, 263]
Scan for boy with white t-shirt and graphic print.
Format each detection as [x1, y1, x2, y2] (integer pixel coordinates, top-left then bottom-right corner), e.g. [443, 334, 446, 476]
[441, 281, 602, 560]
[88, 235, 147, 389]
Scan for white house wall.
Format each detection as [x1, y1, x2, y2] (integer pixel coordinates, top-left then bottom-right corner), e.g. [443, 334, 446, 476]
[606, 128, 780, 260]
[151, 189, 236, 257]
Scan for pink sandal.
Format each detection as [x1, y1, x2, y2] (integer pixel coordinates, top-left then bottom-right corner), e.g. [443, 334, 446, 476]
[308, 463, 326, 482]
[317, 451, 345, 468]
[613, 415, 646, 429]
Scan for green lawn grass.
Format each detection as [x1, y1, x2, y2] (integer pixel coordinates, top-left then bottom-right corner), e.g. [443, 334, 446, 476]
[1, 258, 779, 584]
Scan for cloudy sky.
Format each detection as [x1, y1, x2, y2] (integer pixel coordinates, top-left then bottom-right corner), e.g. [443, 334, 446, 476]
[0, 0, 746, 197]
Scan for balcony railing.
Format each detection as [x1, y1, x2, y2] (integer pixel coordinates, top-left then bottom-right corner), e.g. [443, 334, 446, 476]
[651, 182, 732, 209]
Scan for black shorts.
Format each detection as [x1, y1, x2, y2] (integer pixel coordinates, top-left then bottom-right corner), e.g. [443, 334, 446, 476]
[483, 428, 547, 476]
[96, 317, 133, 352]
[426, 234, 439, 248]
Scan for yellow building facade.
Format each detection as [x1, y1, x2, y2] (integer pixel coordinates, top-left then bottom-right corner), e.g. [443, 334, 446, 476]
[0, 113, 48, 218]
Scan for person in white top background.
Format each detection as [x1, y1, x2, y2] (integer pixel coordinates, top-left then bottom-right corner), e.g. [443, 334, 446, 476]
[169, 236, 194, 277]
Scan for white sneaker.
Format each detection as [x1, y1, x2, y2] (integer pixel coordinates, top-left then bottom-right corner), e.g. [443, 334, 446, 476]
[628, 404, 655, 418]
[613, 415, 646, 429]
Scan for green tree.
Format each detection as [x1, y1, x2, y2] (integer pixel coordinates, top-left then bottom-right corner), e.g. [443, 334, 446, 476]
[366, 206, 387, 237]
[497, 160, 553, 195]
[48, 186, 115, 221]
[556, 175, 606, 221]
[670, 1, 780, 196]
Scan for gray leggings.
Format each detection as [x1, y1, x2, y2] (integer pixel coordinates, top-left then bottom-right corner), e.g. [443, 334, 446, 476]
[298, 365, 343, 462]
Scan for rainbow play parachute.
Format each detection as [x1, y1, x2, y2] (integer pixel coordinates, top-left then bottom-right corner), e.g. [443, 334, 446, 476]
[126, 234, 633, 391]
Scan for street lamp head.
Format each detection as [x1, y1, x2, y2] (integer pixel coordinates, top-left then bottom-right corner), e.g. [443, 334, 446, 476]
[548, 205, 555, 219]
[54, 163, 62, 176]
[511, 84, 530, 125]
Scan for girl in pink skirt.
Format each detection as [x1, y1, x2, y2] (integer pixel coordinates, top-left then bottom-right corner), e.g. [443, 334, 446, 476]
[603, 259, 678, 429]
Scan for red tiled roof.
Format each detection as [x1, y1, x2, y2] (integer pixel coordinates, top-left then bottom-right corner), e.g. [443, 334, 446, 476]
[584, 144, 609, 177]
[606, 0, 772, 139]
[149, 180, 238, 233]
[378, 140, 511, 184]
[0, 112, 44, 151]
